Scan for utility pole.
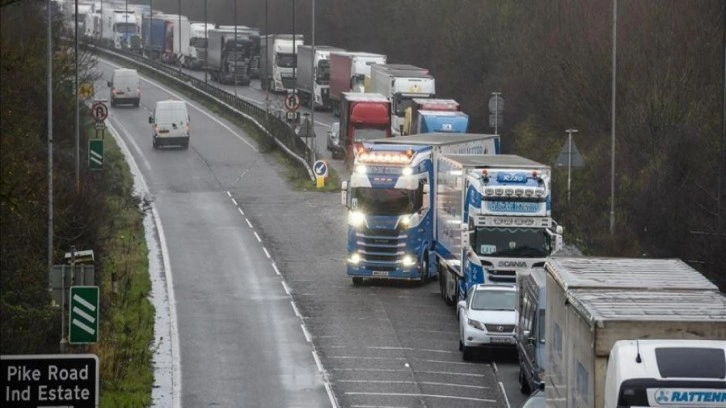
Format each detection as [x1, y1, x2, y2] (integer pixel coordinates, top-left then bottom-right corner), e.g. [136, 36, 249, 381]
[178, 0, 182, 74]
[204, 0, 208, 83]
[149, 0, 153, 59]
[75, 0, 80, 192]
[234, 0, 238, 98]
[46, 0, 55, 346]
[310, 0, 315, 162]
[265, 0, 270, 117]
[292, 0, 296, 93]
[610, 0, 618, 234]
[566, 128, 579, 204]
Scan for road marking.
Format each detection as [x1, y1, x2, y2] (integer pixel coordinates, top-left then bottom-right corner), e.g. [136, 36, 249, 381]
[272, 262, 281, 276]
[100, 59, 259, 152]
[109, 116, 152, 172]
[290, 300, 301, 317]
[254, 231, 261, 242]
[499, 382, 511, 408]
[337, 380, 489, 390]
[263, 247, 271, 259]
[226, 191, 232, 198]
[281, 280, 291, 295]
[367, 346, 455, 354]
[419, 359, 477, 366]
[491, 362, 498, 374]
[245, 219, 253, 229]
[238, 208, 245, 216]
[343, 392, 497, 403]
[231, 198, 238, 206]
[301, 324, 312, 342]
[325, 356, 406, 360]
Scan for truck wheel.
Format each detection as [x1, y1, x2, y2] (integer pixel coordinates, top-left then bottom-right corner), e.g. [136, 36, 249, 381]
[152, 138, 158, 149]
[420, 253, 429, 285]
[352, 277, 363, 286]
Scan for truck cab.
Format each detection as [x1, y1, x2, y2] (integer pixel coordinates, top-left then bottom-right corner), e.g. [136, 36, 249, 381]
[339, 92, 391, 165]
[516, 268, 547, 395]
[260, 34, 304, 92]
[187, 22, 211, 70]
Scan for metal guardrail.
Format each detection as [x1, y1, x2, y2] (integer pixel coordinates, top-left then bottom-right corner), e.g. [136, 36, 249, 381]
[85, 43, 316, 181]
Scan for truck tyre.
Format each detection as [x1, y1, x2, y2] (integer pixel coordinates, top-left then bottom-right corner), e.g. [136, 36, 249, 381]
[420, 253, 429, 285]
[352, 277, 363, 286]
[519, 368, 531, 394]
[152, 138, 158, 149]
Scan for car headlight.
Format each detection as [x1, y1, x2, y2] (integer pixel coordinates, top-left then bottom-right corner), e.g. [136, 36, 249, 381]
[348, 211, 366, 227]
[467, 318, 484, 331]
[349, 253, 361, 264]
[401, 255, 415, 267]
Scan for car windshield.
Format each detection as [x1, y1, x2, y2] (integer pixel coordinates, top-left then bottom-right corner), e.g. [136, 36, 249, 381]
[350, 187, 417, 215]
[473, 227, 551, 258]
[470, 290, 516, 311]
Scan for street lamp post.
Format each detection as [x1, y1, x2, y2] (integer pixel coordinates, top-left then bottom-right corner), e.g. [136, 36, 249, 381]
[234, 0, 238, 98]
[178, 0, 182, 74]
[566, 128, 579, 204]
[204, 0, 208, 83]
[491, 91, 501, 135]
[610, 0, 617, 234]
[75, 0, 80, 192]
[310, 0, 315, 161]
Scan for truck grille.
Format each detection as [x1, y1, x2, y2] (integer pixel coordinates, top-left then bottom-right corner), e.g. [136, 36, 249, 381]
[198, 49, 207, 61]
[487, 269, 516, 283]
[356, 228, 407, 268]
[484, 324, 515, 333]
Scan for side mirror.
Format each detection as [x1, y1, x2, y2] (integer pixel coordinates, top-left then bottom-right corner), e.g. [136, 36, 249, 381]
[523, 329, 531, 338]
[148, 116, 153, 124]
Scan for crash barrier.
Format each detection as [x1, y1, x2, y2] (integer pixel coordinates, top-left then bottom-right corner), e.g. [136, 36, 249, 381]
[85, 43, 316, 182]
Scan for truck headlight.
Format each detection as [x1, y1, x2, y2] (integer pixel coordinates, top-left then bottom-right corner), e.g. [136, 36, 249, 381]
[355, 164, 367, 174]
[399, 215, 411, 228]
[348, 211, 366, 227]
[401, 167, 413, 176]
[402, 255, 415, 267]
[349, 253, 361, 264]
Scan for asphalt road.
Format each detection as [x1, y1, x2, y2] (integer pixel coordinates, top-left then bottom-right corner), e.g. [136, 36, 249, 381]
[98, 58, 530, 408]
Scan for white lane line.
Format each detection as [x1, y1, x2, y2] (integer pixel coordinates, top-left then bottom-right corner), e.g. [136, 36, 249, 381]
[263, 247, 271, 259]
[499, 382, 511, 408]
[245, 218, 253, 228]
[272, 262, 281, 276]
[312, 350, 323, 371]
[331, 368, 487, 377]
[281, 280, 291, 295]
[100, 59, 259, 152]
[343, 392, 497, 403]
[351, 406, 408, 408]
[419, 359, 476, 366]
[109, 116, 152, 172]
[290, 301, 301, 317]
[337, 380, 489, 389]
[226, 191, 232, 198]
[301, 324, 312, 343]
[254, 231, 261, 242]
[491, 361, 499, 374]
[231, 198, 238, 206]
[238, 207, 245, 216]
[325, 356, 406, 360]
[367, 346, 455, 354]
[324, 382, 338, 408]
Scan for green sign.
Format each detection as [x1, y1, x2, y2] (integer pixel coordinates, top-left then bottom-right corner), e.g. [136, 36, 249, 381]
[69, 286, 99, 344]
[88, 139, 103, 170]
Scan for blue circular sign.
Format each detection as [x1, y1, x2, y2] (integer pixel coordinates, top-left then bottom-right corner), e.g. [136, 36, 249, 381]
[313, 160, 328, 177]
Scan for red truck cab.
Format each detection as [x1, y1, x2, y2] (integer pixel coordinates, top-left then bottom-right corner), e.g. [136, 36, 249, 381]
[340, 92, 391, 165]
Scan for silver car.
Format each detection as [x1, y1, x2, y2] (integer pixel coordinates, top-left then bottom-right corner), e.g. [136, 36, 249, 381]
[458, 283, 518, 360]
[326, 122, 344, 160]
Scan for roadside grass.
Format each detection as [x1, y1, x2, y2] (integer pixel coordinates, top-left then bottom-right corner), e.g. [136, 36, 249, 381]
[84, 119, 154, 407]
[94, 49, 337, 191]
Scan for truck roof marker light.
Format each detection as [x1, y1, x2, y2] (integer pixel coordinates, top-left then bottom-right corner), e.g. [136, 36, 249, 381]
[515, 189, 524, 197]
[535, 188, 545, 197]
[505, 188, 514, 196]
[495, 188, 504, 196]
[406, 149, 414, 158]
[525, 189, 534, 197]
[485, 188, 494, 196]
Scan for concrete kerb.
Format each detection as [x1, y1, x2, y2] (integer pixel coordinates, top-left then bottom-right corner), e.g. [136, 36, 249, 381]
[88, 44, 316, 182]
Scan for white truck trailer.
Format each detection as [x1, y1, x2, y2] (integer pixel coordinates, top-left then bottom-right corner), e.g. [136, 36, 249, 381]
[158, 13, 190, 65]
[260, 34, 303, 93]
[369, 64, 436, 136]
[295, 45, 345, 110]
[544, 256, 726, 408]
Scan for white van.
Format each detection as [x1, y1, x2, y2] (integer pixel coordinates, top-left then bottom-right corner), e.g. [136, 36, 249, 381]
[108, 68, 141, 107]
[149, 100, 191, 149]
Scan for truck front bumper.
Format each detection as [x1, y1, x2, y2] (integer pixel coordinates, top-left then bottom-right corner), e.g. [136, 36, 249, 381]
[346, 263, 422, 280]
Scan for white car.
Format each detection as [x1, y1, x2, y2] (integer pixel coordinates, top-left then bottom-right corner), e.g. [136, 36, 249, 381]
[458, 283, 518, 360]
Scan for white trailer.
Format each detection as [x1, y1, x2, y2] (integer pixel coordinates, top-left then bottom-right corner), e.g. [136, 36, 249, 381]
[295, 45, 344, 110]
[544, 256, 726, 408]
[370, 64, 436, 136]
[157, 13, 190, 65]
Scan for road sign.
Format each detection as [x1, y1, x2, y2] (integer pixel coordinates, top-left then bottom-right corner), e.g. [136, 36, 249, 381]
[79, 82, 94, 100]
[88, 139, 103, 170]
[489, 114, 503, 128]
[488, 95, 505, 114]
[556, 139, 585, 168]
[284, 93, 300, 112]
[286, 111, 300, 122]
[69, 286, 99, 344]
[49, 265, 95, 307]
[95, 122, 106, 131]
[313, 160, 328, 178]
[1, 354, 99, 408]
[91, 101, 108, 121]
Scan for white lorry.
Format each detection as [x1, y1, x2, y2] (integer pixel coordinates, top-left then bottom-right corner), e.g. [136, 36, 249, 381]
[369, 64, 436, 136]
[101, 9, 140, 50]
[187, 22, 212, 70]
[544, 256, 726, 408]
[295, 45, 345, 110]
[260, 34, 304, 93]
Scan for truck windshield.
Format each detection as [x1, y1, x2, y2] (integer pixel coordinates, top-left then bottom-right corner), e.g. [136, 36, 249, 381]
[115, 23, 136, 34]
[351, 188, 417, 215]
[276, 53, 296, 68]
[190, 38, 207, 48]
[227, 42, 251, 58]
[316, 60, 330, 83]
[352, 127, 387, 142]
[473, 227, 550, 258]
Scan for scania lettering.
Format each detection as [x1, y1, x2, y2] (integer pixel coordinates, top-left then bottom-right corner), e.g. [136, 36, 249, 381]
[341, 134, 500, 285]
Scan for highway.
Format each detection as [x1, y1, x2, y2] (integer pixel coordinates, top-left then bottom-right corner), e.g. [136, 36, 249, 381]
[98, 58, 527, 408]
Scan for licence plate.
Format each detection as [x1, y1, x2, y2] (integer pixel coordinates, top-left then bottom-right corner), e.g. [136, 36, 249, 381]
[116, 91, 125, 95]
[372, 270, 389, 277]
[491, 337, 513, 344]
